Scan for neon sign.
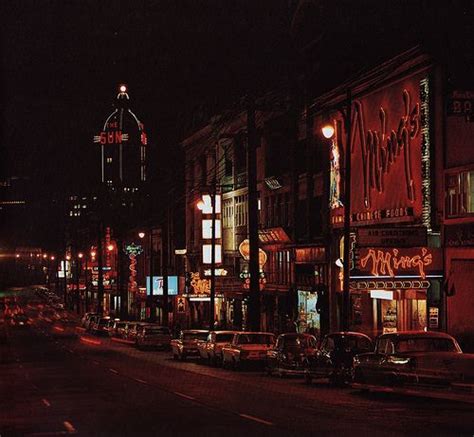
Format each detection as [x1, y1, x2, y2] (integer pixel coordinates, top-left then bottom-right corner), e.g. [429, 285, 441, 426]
[94, 131, 130, 145]
[352, 89, 420, 209]
[190, 272, 210, 294]
[360, 247, 432, 279]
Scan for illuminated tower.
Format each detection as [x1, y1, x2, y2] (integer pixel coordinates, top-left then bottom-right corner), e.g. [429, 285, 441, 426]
[94, 85, 147, 189]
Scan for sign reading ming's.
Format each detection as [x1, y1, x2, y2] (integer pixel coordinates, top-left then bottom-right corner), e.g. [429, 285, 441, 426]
[330, 72, 430, 226]
[357, 247, 442, 279]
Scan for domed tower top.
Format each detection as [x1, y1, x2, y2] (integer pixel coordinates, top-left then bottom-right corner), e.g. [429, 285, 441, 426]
[94, 84, 147, 188]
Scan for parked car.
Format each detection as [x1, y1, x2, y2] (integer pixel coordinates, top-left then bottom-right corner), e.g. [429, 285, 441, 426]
[222, 332, 275, 370]
[90, 316, 112, 336]
[266, 333, 318, 377]
[171, 330, 209, 361]
[125, 322, 148, 342]
[135, 325, 172, 350]
[198, 331, 237, 365]
[353, 331, 474, 389]
[109, 320, 128, 338]
[82, 312, 99, 329]
[304, 332, 374, 386]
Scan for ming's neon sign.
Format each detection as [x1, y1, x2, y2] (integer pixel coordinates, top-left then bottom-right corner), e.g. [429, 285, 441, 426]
[360, 247, 432, 279]
[352, 89, 420, 208]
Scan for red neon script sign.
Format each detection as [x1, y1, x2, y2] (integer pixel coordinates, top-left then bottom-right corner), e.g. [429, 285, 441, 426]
[360, 247, 433, 279]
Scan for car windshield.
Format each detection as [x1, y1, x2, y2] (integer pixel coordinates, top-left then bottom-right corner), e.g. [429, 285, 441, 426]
[395, 338, 459, 353]
[215, 333, 234, 342]
[284, 336, 316, 349]
[145, 327, 170, 335]
[183, 332, 208, 341]
[237, 334, 274, 345]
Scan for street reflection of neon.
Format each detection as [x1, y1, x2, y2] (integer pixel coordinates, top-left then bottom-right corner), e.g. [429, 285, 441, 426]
[80, 336, 101, 346]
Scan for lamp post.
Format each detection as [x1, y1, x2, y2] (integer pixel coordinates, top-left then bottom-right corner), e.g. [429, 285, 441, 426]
[139, 231, 155, 322]
[77, 252, 84, 314]
[321, 89, 352, 332]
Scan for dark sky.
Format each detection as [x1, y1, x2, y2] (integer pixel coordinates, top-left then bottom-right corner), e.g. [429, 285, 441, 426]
[1, 0, 297, 195]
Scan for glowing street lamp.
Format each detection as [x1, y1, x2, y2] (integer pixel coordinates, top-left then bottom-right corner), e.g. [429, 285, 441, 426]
[138, 232, 145, 239]
[119, 84, 127, 93]
[78, 252, 84, 259]
[107, 244, 114, 252]
[50, 256, 55, 261]
[322, 123, 335, 139]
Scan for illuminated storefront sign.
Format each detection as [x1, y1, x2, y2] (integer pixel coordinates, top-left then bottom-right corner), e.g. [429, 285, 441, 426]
[189, 272, 210, 294]
[357, 247, 442, 280]
[146, 276, 179, 296]
[329, 73, 431, 226]
[124, 243, 143, 293]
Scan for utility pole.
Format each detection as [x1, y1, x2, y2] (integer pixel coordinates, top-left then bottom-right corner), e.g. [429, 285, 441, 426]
[246, 97, 261, 332]
[162, 213, 169, 327]
[149, 229, 155, 322]
[209, 143, 218, 330]
[97, 221, 104, 315]
[342, 89, 352, 332]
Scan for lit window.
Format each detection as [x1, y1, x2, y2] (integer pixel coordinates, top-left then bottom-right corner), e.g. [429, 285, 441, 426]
[107, 157, 113, 163]
[202, 219, 221, 239]
[446, 169, 474, 218]
[200, 194, 221, 214]
[202, 244, 222, 264]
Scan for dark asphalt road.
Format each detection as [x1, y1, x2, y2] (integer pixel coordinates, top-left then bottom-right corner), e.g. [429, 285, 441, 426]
[1, 288, 473, 436]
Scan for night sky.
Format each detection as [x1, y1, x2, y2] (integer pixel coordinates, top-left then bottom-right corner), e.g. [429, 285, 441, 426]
[1, 0, 472, 250]
[1, 0, 296, 194]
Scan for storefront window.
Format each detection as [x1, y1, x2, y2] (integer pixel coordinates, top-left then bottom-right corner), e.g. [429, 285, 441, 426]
[297, 290, 320, 334]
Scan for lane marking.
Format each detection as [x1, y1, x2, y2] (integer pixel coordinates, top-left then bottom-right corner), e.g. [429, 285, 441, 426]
[239, 413, 273, 426]
[173, 391, 196, 400]
[109, 368, 119, 374]
[92, 360, 100, 365]
[42, 398, 51, 407]
[63, 421, 76, 433]
[134, 378, 148, 384]
[67, 349, 74, 354]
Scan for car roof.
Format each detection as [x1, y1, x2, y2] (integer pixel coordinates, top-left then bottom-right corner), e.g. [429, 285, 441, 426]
[378, 331, 456, 340]
[279, 333, 315, 338]
[213, 330, 239, 335]
[182, 330, 209, 333]
[237, 331, 274, 335]
[326, 331, 373, 340]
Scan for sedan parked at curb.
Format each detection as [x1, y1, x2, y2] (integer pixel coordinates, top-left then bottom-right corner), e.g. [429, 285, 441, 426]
[222, 332, 275, 370]
[266, 333, 318, 377]
[304, 332, 374, 386]
[171, 330, 209, 361]
[353, 331, 474, 389]
[198, 331, 238, 365]
[135, 325, 172, 350]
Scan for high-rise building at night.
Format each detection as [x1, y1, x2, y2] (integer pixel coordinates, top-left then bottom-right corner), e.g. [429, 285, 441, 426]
[94, 85, 147, 190]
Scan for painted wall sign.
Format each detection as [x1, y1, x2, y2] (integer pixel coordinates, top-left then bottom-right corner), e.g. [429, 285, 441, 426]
[447, 90, 474, 117]
[445, 223, 474, 247]
[357, 227, 427, 247]
[329, 73, 430, 227]
[356, 247, 442, 279]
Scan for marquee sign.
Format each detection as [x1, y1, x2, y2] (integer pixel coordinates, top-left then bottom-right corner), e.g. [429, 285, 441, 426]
[330, 72, 431, 227]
